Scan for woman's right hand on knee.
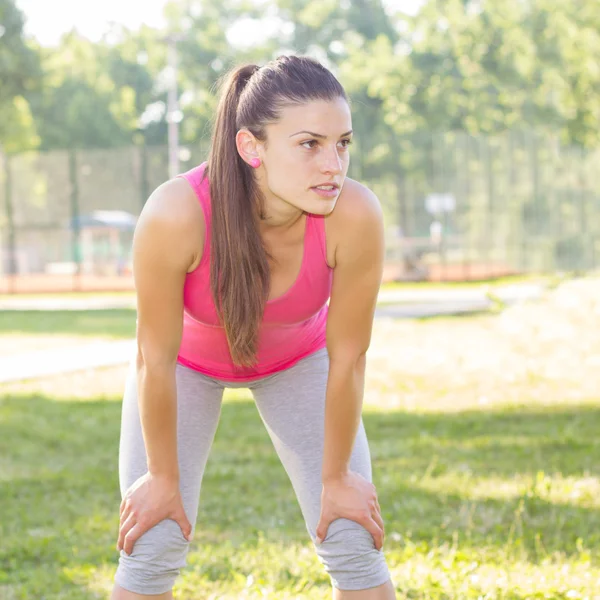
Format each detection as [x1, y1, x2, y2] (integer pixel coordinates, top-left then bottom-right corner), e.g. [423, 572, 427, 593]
[117, 472, 193, 556]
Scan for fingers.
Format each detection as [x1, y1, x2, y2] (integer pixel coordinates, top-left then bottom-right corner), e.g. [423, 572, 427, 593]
[119, 496, 128, 519]
[117, 511, 137, 553]
[168, 497, 193, 542]
[122, 522, 144, 556]
[315, 526, 327, 545]
[371, 495, 385, 547]
[117, 493, 192, 557]
[315, 511, 331, 545]
[117, 510, 189, 555]
[371, 496, 384, 526]
[119, 502, 131, 528]
[363, 516, 384, 551]
[371, 509, 385, 542]
[174, 508, 193, 542]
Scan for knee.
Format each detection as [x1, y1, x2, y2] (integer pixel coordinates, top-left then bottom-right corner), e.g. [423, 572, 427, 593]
[314, 519, 391, 591]
[114, 519, 191, 595]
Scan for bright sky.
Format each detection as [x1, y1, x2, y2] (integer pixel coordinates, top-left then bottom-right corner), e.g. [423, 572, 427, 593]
[16, 0, 424, 46]
[16, 0, 168, 44]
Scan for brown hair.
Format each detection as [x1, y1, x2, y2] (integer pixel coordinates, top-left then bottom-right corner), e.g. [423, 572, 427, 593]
[204, 55, 348, 367]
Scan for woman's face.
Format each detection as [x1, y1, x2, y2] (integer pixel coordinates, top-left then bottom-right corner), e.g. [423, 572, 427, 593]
[240, 97, 353, 219]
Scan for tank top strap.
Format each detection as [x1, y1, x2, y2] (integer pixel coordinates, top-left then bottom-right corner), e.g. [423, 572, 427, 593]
[176, 162, 211, 218]
[177, 162, 211, 269]
[305, 213, 329, 266]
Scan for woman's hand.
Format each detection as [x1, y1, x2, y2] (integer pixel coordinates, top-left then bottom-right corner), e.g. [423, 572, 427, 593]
[117, 472, 192, 556]
[315, 471, 385, 550]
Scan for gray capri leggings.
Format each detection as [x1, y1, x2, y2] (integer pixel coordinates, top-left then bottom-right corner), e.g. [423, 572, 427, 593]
[115, 347, 391, 595]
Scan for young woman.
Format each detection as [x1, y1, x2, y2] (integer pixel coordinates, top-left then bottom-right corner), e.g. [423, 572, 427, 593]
[112, 55, 395, 600]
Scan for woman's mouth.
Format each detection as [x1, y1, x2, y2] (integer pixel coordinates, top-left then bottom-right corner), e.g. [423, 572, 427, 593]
[311, 185, 339, 198]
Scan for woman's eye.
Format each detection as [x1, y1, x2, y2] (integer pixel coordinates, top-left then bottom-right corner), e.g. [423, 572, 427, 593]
[301, 139, 353, 149]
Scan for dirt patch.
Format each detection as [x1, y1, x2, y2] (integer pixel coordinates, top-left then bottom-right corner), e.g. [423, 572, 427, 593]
[0, 364, 131, 400]
[0, 335, 112, 357]
[365, 275, 600, 411]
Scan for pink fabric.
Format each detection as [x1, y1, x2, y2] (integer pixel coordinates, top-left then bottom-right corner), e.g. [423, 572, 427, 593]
[175, 162, 333, 381]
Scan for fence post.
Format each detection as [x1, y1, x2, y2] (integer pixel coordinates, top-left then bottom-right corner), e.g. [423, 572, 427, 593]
[485, 137, 495, 278]
[140, 138, 149, 208]
[529, 133, 540, 271]
[516, 133, 527, 272]
[2, 151, 16, 293]
[436, 134, 448, 281]
[68, 148, 82, 291]
[459, 133, 471, 280]
[391, 134, 410, 240]
[396, 166, 408, 235]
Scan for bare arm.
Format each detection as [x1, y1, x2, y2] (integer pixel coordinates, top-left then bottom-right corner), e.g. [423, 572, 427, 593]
[315, 183, 386, 550]
[323, 185, 385, 482]
[132, 177, 202, 482]
[117, 177, 202, 556]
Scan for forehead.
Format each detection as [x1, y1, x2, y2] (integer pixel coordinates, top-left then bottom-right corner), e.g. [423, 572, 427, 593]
[271, 98, 352, 136]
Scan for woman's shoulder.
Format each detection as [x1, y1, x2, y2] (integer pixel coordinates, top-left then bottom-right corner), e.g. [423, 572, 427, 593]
[334, 178, 382, 221]
[136, 176, 206, 272]
[141, 177, 204, 233]
[325, 178, 384, 267]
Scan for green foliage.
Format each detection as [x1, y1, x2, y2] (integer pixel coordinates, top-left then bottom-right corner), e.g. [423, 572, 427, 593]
[0, 0, 41, 152]
[27, 33, 145, 150]
[2, 0, 600, 158]
[368, 0, 600, 147]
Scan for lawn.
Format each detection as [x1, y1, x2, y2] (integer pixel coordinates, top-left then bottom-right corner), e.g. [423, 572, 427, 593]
[0, 309, 136, 339]
[1, 276, 599, 599]
[0, 309, 136, 356]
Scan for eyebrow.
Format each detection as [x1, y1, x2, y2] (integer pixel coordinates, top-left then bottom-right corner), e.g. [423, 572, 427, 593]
[289, 129, 353, 138]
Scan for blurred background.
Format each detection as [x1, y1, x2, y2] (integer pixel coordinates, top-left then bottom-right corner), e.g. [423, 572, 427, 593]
[2, 2, 600, 599]
[2, 0, 600, 292]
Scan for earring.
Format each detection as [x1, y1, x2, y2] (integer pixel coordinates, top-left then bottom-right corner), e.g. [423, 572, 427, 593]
[250, 157, 261, 168]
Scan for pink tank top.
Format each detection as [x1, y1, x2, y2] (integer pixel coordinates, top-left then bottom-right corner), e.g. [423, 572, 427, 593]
[176, 162, 333, 381]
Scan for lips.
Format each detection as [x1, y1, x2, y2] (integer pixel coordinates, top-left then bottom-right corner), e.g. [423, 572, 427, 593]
[312, 183, 340, 191]
[311, 186, 340, 198]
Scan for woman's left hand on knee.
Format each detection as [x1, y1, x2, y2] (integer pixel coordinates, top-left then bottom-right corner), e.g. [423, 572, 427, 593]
[315, 471, 385, 550]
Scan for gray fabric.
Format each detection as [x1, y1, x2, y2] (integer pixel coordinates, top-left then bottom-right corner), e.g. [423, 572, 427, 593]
[115, 348, 391, 595]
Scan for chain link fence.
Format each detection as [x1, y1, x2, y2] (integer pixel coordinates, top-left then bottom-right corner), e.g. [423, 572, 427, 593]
[1, 131, 598, 292]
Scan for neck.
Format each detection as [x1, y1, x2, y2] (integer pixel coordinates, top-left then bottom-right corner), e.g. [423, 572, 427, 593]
[259, 205, 304, 232]
[256, 181, 304, 232]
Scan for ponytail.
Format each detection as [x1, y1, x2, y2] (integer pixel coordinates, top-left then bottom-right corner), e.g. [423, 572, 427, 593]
[204, 56, 348, 368]
[205, 65, 270, 368]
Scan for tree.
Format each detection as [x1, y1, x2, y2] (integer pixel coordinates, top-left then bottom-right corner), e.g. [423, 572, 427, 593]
[27, 32, 137, 150]
[0, 0, 41, 152]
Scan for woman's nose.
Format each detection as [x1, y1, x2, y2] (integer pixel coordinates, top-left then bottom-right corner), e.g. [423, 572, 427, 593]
[321, 146, 343, 173]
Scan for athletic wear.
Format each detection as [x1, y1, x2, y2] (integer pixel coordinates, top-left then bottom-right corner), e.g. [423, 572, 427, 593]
[114, 165, 392, 594]
[176, 163, 333, 382]
[115, 348, 391, 595]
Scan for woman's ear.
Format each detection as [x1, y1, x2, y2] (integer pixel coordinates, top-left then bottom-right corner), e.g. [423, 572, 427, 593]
[236, 128, 261, 166]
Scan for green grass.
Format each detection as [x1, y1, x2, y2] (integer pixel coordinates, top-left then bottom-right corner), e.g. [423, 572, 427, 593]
[0, 309, 136, 339]
[1, 385, 598, 598]
[380, 272, 562, 292]
[2, 286, 600, 598]
[0, 291, 135, 300]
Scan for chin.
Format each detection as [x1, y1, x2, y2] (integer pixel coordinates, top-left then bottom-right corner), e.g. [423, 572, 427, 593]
[305, 199, 337, 216]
